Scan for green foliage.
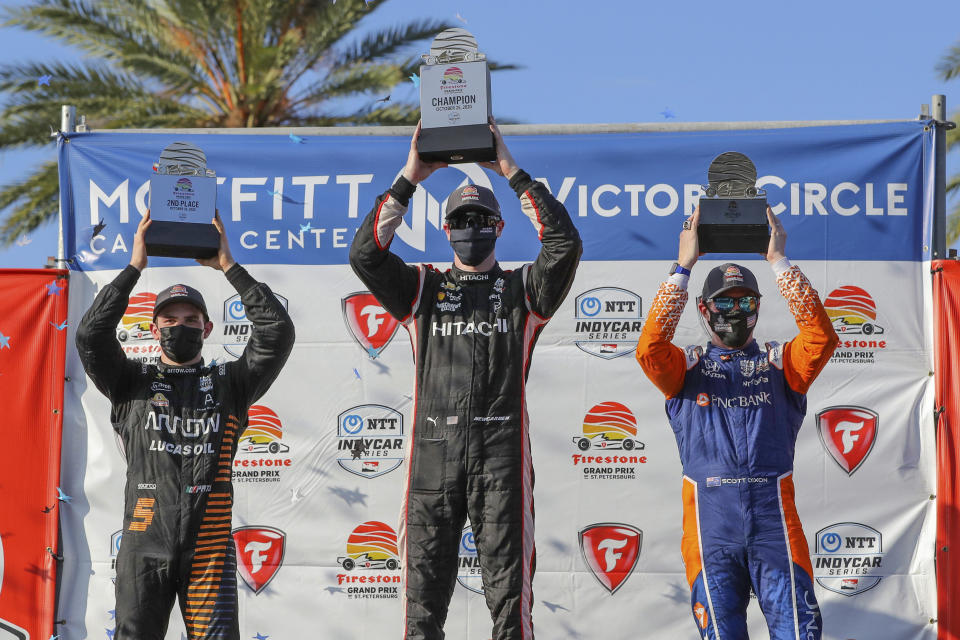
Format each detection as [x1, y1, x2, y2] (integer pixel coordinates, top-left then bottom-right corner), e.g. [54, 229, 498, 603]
[0, 0, 514, 244]
[939, 39, 960, 246]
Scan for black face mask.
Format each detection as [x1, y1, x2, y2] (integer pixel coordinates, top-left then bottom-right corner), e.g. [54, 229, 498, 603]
[707, 307, 757, 348]
[159, 325, 204, 363]
[449, 226, 497, 267]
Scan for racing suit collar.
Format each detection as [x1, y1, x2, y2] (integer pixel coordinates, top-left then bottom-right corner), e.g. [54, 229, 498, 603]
[705, 339, 760, 360]
[451, 263, 502, 285]
[156, 359, 206, 375]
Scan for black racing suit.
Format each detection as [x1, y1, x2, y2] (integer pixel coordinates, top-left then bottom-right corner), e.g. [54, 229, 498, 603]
[349, 170, 581, 640]
[75, 264, 294, 640]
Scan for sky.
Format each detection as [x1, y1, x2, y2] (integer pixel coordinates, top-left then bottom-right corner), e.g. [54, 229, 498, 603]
[0, 0, 957, 268]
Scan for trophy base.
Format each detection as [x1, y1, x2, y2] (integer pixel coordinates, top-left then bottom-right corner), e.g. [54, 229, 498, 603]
[418, 124, 496, 164]
[145, 221, 220, 259]
[697, 197, 770, 254]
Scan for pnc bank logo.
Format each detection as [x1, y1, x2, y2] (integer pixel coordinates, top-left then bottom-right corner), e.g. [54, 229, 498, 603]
[342, 292, 400, 358]
[233, 526, 286, 595]
[817, 406, 878, 475]
[579, 523, 642, 594]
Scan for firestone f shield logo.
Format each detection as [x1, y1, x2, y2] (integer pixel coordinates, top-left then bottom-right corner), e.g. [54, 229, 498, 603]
[817, 406, 878, 475]
[233, 526, 285, 595]
[578, 523, 642, 594]
[342, 292, 399, 358]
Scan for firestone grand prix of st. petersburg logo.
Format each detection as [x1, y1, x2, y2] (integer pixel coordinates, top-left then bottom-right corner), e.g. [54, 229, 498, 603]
[336, 404, 405, 479]
[233, 526, 285, 595]
[222, 291, 289, 357]
[233, 404, 293, 484]
[571, 402, 647, 480]
[812, 522, 887, 596]
[342, 292, 400, 358]
[816, 406, 878, 475]
[579, 523, 643, 594]
[332, 521, 402, 599]
[116, 291, 161, 363]
[824, 285, 888, 364]
[572, 287, 643, 359]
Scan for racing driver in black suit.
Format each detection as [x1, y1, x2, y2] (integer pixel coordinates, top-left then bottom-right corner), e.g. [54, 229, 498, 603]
[349, 118, 582, 640]
[76, 212, 295, 640]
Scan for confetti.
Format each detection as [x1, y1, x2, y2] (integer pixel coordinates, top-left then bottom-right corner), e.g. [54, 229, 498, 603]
[38, 74, 52, 86]
[376, 95, 391, 103]
[51, 320, 68, 330]
[49, 635, 60, 640]
[15, 235, 31, 247]
[353, 367, 361, 379]
[290, 488, 305, 504]
[0, 332, 10, 349]
[106, 629, 115, 640]
[254, 634, 269, 640]
[300, 223, 312, 232]
[108, 610, 116, 620]
[57, 487, 72, 503]
[409, 73, 420, 88]
[660, 108, 676, 119]
[456, 12, 467, 24]
[92, 219, 106, 239]
[46, 281, 64, 296]
[42, 504, 55, 513]
[288, 133, 304, 144]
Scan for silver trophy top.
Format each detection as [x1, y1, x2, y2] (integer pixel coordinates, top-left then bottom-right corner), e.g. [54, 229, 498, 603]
[703, 151, 763, 198]
[153, 141, 215, 177]
[422, 28, 486, 65]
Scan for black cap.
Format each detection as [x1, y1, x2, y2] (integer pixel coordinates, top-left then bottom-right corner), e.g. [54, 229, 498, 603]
[444, 184, 501, 219]
[153, 283, 208, 321]
[701, 263, 761, 300]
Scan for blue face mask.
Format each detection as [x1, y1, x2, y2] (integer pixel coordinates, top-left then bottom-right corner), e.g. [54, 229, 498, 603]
[449, 226, 497, 266]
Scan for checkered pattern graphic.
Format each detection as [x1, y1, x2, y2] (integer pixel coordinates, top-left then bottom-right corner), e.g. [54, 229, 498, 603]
[650, 282, 688, 339]
[776, 265, 820, 323]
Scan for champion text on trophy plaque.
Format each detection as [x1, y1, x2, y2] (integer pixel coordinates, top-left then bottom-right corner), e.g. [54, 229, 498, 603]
[417, 28, 495, 164]
[146, 141, 220, 259]
[697, 151, 770, 253]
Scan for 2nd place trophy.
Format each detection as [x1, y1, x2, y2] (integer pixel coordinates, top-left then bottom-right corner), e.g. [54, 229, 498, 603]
[146, 141, 220, 258]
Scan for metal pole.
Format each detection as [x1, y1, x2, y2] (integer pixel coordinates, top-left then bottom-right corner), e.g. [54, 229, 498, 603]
[56, 105, 76, 264]
[933, 95, 948, 260]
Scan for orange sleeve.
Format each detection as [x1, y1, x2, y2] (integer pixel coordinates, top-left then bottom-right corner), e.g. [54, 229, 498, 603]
[636, 279, 689, 398]
[776, 264, 840, 394]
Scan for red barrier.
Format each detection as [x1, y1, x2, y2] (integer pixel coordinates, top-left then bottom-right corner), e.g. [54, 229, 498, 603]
[0, 269, 68, 639]
[934, 260, 960, 640]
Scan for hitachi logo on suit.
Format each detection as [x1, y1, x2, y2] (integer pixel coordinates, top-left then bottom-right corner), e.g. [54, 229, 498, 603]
[144, 412, 220, 436]
[431, 318, 509, 336]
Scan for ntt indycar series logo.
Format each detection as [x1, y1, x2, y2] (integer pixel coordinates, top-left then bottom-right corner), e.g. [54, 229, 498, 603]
[222, 291, 289, 357]
[332, 521, 401, 599]
[572, 288, 643, 359]
[336, 405, 405, 478]
[813, 522, 887, 596]
[825, 286, 888, 365]
[233, 405, 293, 483]
[457, 522, 483, 594]
[571, 402, 647, 480]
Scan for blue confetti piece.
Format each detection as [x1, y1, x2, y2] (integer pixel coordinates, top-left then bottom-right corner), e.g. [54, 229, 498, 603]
[46, 281, 64, 295]
[106, 629, 115, 640]
[49, 635, 60, 640]
[409, 73, 420, 88]
[57, 487, 72, 503]
[0, 332, 9, 349]
[660, 108, 676, 119]
[108, 609, 116, 620]
[50, 320, 68, 330]
[300, 223, 312, 232]
[353, 368, 361, 379]
[267, 189, 282, 198]
[254, 634, 269, 640]
[288, 133, 304, 144]
[38, 74, 52, 86]
[366, 347, 379, 358]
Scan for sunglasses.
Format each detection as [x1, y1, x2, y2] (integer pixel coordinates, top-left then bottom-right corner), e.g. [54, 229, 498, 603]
[709, 296, 759, 313]
[446, 213, 501, 230]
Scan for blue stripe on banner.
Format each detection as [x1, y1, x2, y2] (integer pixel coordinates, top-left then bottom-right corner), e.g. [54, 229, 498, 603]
[59, 121, 933, 270]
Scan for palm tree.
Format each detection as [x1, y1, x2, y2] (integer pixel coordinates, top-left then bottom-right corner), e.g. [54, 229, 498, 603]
[0, 0, 514, 245]
[936, 40, 960, 245]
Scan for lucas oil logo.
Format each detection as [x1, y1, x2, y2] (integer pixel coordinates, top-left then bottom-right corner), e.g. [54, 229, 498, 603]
[825, 286, 887, 364]
[579, 523, 642, 594]
[571, 402, 647, 480]
[457, 522, 483, 594]
[233, 526, 285, 595]
[812, 522, 886, 596]
[572, 288, 643, 359]
[116, 291, 161, 363]
[233, 405, 293, 483]
[817, 406, 878, 475]
[221, 291, 289, 357]
[342, 291, 400, 358]
[333, 521, 401, 599]
[336, 405, 405, 479]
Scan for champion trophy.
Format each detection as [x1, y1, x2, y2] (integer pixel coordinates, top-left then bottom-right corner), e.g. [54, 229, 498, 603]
[146, 141, 220, 258]
[697, 151, 770, 253]
[417, 28, 495, 163]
